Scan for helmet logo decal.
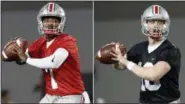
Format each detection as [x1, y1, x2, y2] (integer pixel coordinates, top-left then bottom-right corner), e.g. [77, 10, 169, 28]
[48, 3, 54, 12]
[153, 5, 160, 14]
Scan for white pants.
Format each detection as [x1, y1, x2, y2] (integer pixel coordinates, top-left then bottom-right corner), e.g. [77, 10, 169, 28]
[39, 91, 90, 103]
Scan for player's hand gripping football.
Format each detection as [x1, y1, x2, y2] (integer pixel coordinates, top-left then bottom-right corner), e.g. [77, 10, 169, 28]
[2, 37, 28, 64]
[13, 45, 28, 65]
[110, 43, 127, 65]
[1, 37, 22, 61]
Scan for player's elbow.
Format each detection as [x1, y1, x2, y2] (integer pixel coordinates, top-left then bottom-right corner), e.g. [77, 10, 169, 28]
[149, 74, 161, 81]
[52, 49, 69, 69]
[51, 59, 65, 69]
[51, 63, 60, 69]
[148, 69, 166, 81]
[48, 59, 64, 69]
[149, 62, 171, 81]
[147, 69, 161, 81]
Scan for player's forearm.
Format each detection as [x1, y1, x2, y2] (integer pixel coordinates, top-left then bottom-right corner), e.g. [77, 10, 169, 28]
[119, 58, 157, 81]
[130, 65, 157, 81]
[26, 48, 69, 69]
[127, 61, 170, 81]
[26, 57, 58, 69]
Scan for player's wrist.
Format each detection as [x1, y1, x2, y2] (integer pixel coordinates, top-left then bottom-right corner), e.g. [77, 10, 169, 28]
[26, 57, 31, 63]
[126, 61, 136, 71]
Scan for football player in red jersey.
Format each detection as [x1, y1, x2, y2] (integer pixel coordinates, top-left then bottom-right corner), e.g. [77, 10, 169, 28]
[13, 2, 90, 103]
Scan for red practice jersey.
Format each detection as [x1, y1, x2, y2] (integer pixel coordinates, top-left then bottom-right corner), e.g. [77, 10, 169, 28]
[28, 33, 85, 96]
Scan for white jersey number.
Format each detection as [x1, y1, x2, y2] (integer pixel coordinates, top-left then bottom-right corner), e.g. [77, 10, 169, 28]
[141, 62, 161, 91]
[45, 69, 58, 89]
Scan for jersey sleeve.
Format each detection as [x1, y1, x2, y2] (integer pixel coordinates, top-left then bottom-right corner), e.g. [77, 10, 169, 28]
[159, 47, 181, 68]
[28, 37, 46, 58]
[59, 36, 77, 55]
[127, 45, 141, 64]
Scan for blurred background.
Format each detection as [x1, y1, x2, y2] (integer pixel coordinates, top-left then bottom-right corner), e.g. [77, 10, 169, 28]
[94, 1, 185, 103]
[1, 1, 93, 103]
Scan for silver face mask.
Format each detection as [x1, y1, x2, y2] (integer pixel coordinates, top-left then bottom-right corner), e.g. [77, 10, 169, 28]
[141, 5, 170, 39]
[37, 2, 66, 35]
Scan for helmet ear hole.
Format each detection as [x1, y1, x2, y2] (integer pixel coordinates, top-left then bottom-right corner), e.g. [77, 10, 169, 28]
[146, 20, 149, 23]
[145, 20, 147, 23]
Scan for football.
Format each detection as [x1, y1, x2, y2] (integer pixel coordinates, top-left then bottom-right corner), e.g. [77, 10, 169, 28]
[2, 37, 28, 61]
[96, 43, 126, 64]
[16, 37, 28, 52]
